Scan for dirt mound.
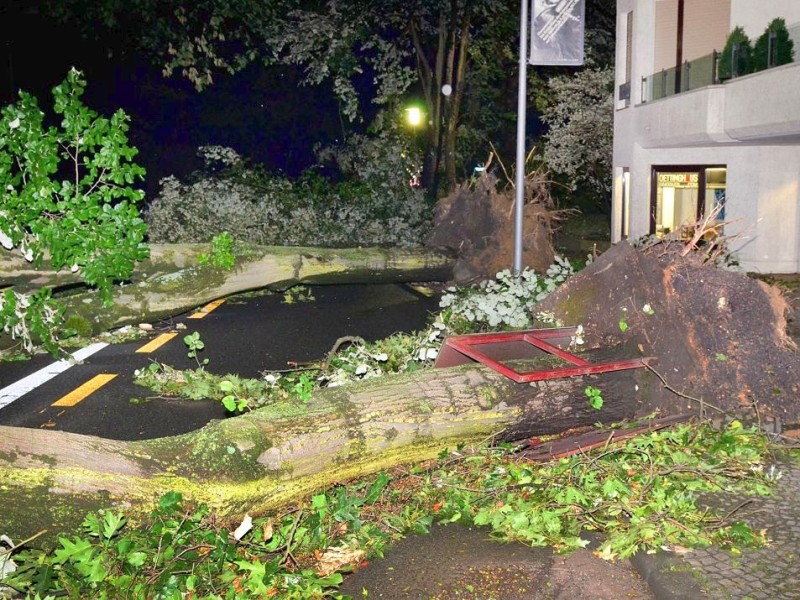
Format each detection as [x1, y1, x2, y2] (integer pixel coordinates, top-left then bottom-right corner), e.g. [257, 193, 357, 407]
[533, 241, 800, 428]
[425, 170, 564, 283]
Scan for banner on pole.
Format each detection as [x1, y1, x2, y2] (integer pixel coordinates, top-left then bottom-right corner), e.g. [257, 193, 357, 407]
[530, 0, 586, 66]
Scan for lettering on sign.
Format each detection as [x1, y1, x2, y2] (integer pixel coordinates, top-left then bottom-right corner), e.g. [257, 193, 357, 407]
[658, 172, 699, 186]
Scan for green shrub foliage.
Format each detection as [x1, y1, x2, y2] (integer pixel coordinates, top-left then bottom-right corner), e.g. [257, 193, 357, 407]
[0, 68, 148, 352]
[0, 68, 148, 296]
[753, 18, 795, 71]
[145, 135, 431, 248]
[718, 26, 753, 80]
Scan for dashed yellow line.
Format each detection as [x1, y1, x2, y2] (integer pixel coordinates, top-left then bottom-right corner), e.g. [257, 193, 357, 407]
[52, 374, 118, 407]
[136, 332, 178, 353]
[187, 298, 227, 319]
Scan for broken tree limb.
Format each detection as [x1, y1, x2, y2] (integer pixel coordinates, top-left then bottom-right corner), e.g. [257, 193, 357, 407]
[0, 360, 643, 544]
[0, 244, 456, 338]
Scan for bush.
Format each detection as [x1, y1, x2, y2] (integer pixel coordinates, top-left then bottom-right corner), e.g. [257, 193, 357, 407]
[0, 68, 148, 353]
[753, 18, 794, 72]
[539, 66, 614, 211]
[718, 26, 753, 80]
[145, 136, 431, 248]
[439, 258, 577, 333]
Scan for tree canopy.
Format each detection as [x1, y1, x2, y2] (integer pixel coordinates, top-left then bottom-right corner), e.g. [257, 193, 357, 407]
[46, 0, 615, 198]
[538, 66, 614, 211]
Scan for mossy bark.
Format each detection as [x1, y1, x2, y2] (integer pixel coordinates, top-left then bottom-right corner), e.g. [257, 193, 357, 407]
[1, 244, 455, 337]
[0, 363, 640, 545]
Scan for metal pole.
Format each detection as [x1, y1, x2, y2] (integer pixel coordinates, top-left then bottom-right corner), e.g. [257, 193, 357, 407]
[513, 0, 529, 277]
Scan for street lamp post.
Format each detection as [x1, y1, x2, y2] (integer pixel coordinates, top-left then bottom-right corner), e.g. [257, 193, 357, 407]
[514, 0, 529, 278]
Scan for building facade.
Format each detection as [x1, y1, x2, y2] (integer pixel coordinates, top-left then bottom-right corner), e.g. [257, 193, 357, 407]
[612, 0, 800, 273]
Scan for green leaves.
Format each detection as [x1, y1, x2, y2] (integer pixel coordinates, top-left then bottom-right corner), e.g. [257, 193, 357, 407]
[82, 510, 127, 542]
[183, 331, 208, 367]
[618, 308, 629, 332]
[220, 378, 249, 412]
[4, 423, 779, 598]
[1, 68, 149, 294]
[585, 385, 604, 410]
[0, 287, 64, 354]
[439, 259, 576, 334]
[1, 68, 149, 355]
[196, 231, 237, 270]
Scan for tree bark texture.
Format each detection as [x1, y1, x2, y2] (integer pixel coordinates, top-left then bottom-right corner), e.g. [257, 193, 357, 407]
[0, 362, 641, 544]
[0, 244, 456, 337]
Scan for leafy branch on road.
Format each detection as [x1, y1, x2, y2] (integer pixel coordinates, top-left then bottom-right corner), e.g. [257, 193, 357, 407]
[2, 419, 787, 598]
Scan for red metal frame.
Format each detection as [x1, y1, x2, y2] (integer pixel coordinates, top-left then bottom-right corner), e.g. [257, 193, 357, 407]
[434, 327, 650, 383]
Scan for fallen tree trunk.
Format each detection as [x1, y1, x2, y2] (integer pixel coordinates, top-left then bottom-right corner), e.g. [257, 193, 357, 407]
[1, 244, 455, 337]
[0, 360, 643, 544]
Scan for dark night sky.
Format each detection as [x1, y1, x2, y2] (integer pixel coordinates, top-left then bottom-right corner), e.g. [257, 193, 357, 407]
[1, 2, 345, 199]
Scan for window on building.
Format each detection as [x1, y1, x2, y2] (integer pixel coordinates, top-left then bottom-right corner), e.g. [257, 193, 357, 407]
[619, 11, 633, 105]
[651, 166, 727, 238]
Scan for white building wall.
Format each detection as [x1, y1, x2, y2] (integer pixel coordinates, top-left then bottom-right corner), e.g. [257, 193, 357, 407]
[730, 0, 800, 39]
[612, 0, 800, 273]
[731, 147, 800, 273]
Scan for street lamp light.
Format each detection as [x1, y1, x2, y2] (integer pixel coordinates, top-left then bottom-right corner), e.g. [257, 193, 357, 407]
[404, 105, 425, 188]
[405, 105, 424, 128]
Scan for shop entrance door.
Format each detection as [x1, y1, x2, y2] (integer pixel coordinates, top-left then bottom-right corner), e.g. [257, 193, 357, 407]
[650, 166, 726, 238]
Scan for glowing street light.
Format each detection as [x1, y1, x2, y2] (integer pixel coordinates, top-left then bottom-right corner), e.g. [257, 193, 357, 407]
[405, 105, 424, 128]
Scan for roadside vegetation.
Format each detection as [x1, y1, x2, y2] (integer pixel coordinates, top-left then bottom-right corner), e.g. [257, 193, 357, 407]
[144, 137, 431, 248]
[1, 413, 784, 599]
[1, 7, 793, 596]
[2, 257, 794, 599]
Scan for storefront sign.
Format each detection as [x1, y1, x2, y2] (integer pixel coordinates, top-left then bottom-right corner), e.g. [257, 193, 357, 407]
[657, 172, 698, 187]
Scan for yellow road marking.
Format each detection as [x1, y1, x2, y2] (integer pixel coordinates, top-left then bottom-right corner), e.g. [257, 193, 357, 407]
[52, 374, 118, 407]
[187, 298, 227, 319]
[136, 332, 178, 353]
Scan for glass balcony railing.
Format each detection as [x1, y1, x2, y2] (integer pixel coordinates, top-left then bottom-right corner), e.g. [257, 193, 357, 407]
[640, 22, 800, 104]
[642, 52, 720, 103]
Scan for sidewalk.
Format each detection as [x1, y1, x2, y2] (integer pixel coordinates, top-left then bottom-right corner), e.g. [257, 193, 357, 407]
[632, 454, 800, 600]
[632, 278, 800, 599]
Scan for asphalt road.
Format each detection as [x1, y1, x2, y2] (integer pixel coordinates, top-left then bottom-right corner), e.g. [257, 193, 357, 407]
[0, 283, 441, 441]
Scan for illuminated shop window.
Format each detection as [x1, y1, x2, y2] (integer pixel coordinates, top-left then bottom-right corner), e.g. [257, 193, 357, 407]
[652, 166, 726, 238]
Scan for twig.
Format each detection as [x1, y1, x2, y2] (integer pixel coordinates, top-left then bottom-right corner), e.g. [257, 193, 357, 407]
[717, 499, 754, 526]
[679, 202, 726, 257]
[283, 508, 304, 567]
[488, 142, 512, 187]
[323, 336, 366, 370]
[2, 529, 48, 553]
[645, 364, 727, 414]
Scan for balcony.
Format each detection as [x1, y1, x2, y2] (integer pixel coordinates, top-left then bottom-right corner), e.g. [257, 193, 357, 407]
[635, 61, 800, 148]
[642, 53, 719, 103]
[641, 21, 800, 104]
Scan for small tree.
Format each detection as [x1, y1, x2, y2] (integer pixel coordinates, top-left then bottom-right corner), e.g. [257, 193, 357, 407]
[753, 18, 795, 72]
[538, 66, 614, 212]
[718, 26, 753, 80]
[0, 68, 149, 353]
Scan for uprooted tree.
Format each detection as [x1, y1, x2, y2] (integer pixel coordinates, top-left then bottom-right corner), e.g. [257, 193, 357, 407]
[0, 69, 456, 353]
[2, 240, 799, 544]
[424, 159, 568, 283]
